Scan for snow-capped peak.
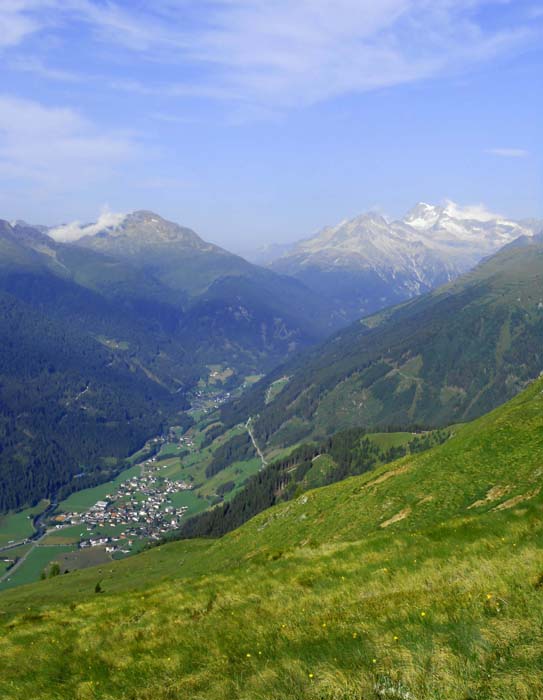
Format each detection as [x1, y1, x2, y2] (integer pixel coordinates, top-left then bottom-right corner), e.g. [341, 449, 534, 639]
[403, 202, 444, 230]
[272, 201, 539, 287]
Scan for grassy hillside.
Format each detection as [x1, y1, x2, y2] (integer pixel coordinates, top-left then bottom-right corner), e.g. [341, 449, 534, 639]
[1, 377, 543, 699]
[177, 426, 448, 540]
[223, 238, 543, 447]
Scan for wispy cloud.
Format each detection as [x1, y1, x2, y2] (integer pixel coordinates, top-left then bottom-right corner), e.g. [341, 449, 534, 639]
[2, 1, 541, 112]
[0, 1, 43, 48]
[486, 147, 530, 158]
[443, 200, 505, 222]
[0, 95, 136, 189]
[93, 1, 540, 109]
[8, 55, 81, 82]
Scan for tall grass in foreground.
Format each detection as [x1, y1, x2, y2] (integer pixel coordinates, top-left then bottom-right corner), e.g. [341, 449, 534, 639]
[1, 378, 543, 699]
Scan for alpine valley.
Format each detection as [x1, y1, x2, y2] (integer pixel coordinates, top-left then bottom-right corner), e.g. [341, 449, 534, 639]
[223, 232, 543, 449]
[3, 2, 543, 697]
[0, 212, 341, 512]
[1, 203, 543, 700]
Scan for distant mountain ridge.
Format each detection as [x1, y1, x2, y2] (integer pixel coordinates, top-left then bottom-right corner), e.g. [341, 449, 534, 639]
[269, 202, 541, 320]
[223, 234, 543, 448]
[69, 210, 344, 357]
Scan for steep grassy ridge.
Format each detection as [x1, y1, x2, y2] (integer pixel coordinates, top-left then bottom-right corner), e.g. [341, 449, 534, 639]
[1, 378, 543, 699]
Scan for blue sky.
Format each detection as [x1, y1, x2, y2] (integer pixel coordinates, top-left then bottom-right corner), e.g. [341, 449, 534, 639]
[0, 1, 542, 248]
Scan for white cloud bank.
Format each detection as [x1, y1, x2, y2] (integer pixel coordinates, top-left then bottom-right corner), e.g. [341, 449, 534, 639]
[49, 209, 126, 242]
[443, 200, 505, 223]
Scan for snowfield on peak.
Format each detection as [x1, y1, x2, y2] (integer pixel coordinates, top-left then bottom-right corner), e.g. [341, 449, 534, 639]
[274, 201, 537, 276]
[269, 202, 541, 320]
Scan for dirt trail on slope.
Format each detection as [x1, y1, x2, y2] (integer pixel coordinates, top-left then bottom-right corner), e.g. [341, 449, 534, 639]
[246, 418, 267, 468]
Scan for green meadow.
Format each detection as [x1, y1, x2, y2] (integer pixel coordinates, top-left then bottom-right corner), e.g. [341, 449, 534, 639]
[0, 501, 48, 547]
[0, 544, 76, 591]
[56, 465, 143, 514]
[1, 378, 542, 698]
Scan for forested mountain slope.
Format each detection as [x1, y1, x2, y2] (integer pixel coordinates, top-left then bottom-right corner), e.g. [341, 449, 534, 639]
[223, 237, 543, 447]
[0, 289, 182, 511]
[2, 376, 543, 699]
[73, 210, 344, 354]
[0, 213, 341, 512]
[5, 216, 340, 372]
[0, 220, 207, 511]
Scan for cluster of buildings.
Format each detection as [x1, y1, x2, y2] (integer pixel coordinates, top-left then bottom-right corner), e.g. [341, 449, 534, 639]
[189, 388, 232, 413]
[54, 465, 194, 552]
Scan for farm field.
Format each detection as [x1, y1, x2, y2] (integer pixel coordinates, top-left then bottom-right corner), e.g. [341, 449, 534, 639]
[0, 544, 76, 591]
[42, 525, 90, 545]
[0, 543, 33, 577]
[366, 431, 414, 449]
[54, 546, 113, 573]
[0, 501, 48, 547]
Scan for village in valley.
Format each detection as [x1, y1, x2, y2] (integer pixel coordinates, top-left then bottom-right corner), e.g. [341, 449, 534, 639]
[46, 380, 239, 556]
[1, 367, 264, 588]
[51, 430, 204, 554]
[52, 454, 195, 554]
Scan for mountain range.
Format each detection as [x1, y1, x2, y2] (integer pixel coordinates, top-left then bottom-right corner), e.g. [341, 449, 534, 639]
[2, 200, 543, 698]
[269, 202, 542, 320]
[223, 233, 543, 447]
[1, 204, 541, 514]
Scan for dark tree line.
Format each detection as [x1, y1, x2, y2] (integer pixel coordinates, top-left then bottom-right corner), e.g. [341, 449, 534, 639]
[205, 433, 256, 478]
